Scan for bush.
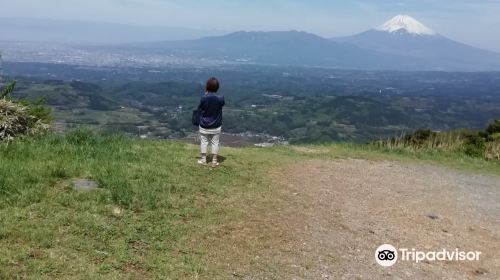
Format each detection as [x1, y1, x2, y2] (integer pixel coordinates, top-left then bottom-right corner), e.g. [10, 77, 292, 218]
[462, 133, 486, 157]
[19, 98, 52, 123]
[491, 133, 500, 141]
[0, 99, 50, 141]
[0, 81, 52, 141]
[485, 141, 500, 160]
[402, 129, 436, 148]
[486, 120, 500, 136]
[373, 120, 500, 160]
[0, 81, 16, 99]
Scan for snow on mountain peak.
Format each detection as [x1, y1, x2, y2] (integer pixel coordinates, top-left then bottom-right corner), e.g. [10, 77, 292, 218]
[376, 15, 436, 36]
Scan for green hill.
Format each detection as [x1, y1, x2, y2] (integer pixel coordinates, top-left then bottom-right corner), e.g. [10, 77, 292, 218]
[1, 129, 499, 279]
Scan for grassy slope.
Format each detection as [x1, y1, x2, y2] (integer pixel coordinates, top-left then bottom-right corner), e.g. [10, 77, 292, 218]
[1, 132, 499, 279]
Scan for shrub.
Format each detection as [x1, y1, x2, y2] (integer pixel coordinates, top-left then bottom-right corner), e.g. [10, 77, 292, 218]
[0, 99, 50, 141]
[491, 133, 500, 141]
[402, 129, 436, 148]
[0, 81, 51, 141]
[373, 121, 500, 160]
[0, 81, 16, 99]
[486, 120, 500, 136]
[19, 97, 52, 123]
[485, 141, 500, 160]
[463, 133, 486, 157]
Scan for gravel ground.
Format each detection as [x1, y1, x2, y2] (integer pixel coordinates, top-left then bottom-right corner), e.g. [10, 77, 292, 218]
[206, 159, 500, 279]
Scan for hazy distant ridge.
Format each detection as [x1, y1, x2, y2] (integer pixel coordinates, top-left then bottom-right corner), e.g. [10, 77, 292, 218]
[2, 16, 500, 71]
[120, 16, 500, 71]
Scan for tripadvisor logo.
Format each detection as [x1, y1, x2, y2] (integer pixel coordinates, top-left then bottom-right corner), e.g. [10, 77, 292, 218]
[375, 244, 481, 267]
[375, 244, 398, 267]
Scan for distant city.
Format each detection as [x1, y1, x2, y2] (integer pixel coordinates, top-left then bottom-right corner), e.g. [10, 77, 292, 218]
[0, 42, 218, 68]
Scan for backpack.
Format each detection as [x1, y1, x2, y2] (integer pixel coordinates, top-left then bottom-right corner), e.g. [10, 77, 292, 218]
[192, 108, 201, 126]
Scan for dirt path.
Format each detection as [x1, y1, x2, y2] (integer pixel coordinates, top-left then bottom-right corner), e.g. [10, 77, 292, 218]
[206, 159, 500, 279]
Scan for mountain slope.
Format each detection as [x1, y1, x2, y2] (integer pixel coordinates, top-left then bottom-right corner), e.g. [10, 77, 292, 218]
[333, 15, 500, 71]
[96, 15, 500, 71]
[127, 30, 414, 69]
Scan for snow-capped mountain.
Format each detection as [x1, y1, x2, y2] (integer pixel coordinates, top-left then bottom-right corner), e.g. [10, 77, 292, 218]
[114, 15, 500, 71]
[375, 15, 436, 36]
[332, 15, 500, 71]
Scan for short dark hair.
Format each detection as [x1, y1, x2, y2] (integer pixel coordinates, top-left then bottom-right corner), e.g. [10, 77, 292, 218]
[206, 77, 220, 93]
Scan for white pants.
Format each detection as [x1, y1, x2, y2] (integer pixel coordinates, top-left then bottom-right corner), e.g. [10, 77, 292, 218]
[200, 133, 220, 155]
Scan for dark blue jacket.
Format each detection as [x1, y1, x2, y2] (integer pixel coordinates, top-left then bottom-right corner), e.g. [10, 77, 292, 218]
[198, 93, 225, 129]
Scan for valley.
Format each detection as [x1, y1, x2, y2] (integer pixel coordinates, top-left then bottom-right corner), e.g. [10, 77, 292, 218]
[4, 62, 500, 143]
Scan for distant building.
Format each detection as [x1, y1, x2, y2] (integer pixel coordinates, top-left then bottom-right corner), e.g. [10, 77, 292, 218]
[254, 143, 274, 148]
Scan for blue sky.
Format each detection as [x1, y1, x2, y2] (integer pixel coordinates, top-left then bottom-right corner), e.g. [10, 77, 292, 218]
[1, 0, 500, 51]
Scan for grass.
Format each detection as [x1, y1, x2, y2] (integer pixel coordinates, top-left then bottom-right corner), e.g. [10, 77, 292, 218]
[1, 129, 298, 279]
[1, 130, 499, 279]
[373, 128, 500, 161]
